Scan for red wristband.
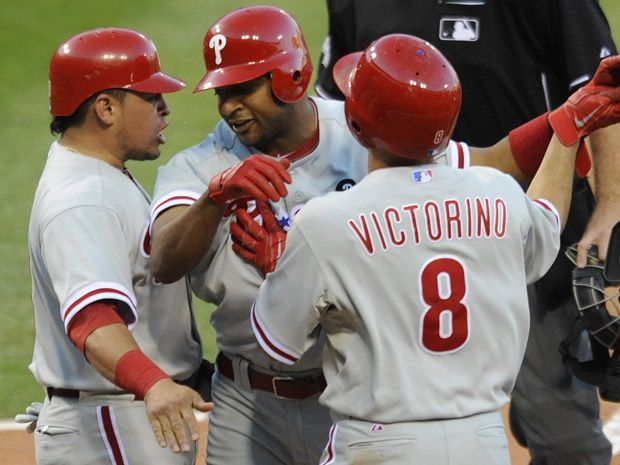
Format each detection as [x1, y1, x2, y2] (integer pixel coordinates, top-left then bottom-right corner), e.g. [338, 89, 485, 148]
[114, 349, 170, 400]
[508, 112, 553, 178]
[509, 112, 591, 178]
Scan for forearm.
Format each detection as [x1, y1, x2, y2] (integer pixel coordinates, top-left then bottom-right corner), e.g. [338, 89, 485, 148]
[469, 138, 530, 187]
[83, 323, 140, 381]
[589, 124, 620, 203]
[574, 124, 620, 262]
[526, 135, 578, 229]
[150, 195, 225, 283]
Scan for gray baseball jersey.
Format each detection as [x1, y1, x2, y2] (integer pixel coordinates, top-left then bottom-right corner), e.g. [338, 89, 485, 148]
[29, 142, 202, 391]
[252, 163, 560, 422]
[151, 97, 470, 373]
[152, 97, 471, 465]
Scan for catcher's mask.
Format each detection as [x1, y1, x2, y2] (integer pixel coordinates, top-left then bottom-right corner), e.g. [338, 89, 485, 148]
[560, 223, 620, 401]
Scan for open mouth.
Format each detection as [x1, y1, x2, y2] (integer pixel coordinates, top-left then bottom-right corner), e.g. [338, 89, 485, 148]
[229, 119, 253, 133]
[157, 123, 169, 144]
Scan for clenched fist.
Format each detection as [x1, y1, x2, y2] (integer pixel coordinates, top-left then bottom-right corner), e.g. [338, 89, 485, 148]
[549, 55, 620, 146]
[230, 201, 286, 275]
[208, 155, 292, 206]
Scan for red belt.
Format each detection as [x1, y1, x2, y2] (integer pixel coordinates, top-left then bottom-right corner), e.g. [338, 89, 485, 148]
[216, 352, 326, 400]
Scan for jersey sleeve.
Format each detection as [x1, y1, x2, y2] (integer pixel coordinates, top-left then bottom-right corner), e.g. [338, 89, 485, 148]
[522, 197, 562, 284]
[41, 205, 137, 333]
[251, 224, 326, 364]
[150, 140, 237, 224]
[151, 153, 208, 221]
[434, 141, 471, 169]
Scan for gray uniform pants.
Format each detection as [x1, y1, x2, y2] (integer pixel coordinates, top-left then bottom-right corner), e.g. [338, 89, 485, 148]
[206, 369, 331, 465]
[321, 411, 509, 465]
[509, 289, 612, 465]
[35, 392, 197, 465]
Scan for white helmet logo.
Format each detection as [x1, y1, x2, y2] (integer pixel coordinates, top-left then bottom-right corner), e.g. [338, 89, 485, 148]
[434, 130, 444, 144]
[209, 34, 227, 65]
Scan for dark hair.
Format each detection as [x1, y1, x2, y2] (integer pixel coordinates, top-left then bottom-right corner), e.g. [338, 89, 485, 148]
[50, 89, 127, 135]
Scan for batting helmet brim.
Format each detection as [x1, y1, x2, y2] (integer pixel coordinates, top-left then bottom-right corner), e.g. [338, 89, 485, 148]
[332, 52, 362, 98]
[127, 71, 186, 95]
[193, 52, 294, 94]
[194, 63, 266, 93]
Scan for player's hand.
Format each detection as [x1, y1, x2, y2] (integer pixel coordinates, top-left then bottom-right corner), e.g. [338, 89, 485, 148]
[144, 379, 213, 454]
[230, 201, 287, 275]
[14, 401, 43, 433]
[549, 55, 620, 146]
[208, 155, 291, 206]
[576, 199, 620, 268]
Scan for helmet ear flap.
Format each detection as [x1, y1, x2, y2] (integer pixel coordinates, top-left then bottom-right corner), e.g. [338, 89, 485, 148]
[270, 60, 312, 103]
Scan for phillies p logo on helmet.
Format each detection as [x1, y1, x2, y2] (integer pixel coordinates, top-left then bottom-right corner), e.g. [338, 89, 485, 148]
[209, 34, 227, 65]
[194, 5, 312, 103]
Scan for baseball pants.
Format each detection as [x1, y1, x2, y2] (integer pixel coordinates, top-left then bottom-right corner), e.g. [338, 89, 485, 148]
[35, 391, 198, 465]
[320, 410, 509, 465]
[206, 365, 331, 465]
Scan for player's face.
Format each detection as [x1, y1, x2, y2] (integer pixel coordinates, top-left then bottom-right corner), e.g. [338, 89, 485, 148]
[116, 92, 170, 162]
[216, 76, 296, 155]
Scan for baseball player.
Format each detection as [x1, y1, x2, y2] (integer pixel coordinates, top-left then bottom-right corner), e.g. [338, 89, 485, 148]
[317, 6, 620, 462]
[250, 35, 620, 465]
[147, 6, 607, 465]
[28, 28, 212, 465]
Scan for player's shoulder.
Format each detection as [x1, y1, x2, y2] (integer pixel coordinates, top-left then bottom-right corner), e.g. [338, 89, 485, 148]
[33, 143, 131, 221]
[167, 120, 249, 171]
[468, 165, 521, 186]
[313, 97, 367, 158]
[293, 188, 352, 231]
[314, 96, 346, 124]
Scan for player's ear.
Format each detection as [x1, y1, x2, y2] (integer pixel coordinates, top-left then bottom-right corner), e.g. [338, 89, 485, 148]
[92, 93, 119, 126]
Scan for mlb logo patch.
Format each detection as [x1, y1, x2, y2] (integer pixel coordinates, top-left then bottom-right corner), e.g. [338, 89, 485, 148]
[412, 169, 433, 184]
[439, 17, 479, 41]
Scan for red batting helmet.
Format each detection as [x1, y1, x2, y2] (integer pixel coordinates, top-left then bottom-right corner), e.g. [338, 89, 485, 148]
[194, 5, 312, 103]
[49, 28, 186, 116]
[333, 34, 462, 160]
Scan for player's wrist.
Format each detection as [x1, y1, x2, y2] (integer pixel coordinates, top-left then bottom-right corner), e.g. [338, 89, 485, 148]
[548, 106, 581, 147]
[207, 169, 232, 205]
[114, 349, 171, 400]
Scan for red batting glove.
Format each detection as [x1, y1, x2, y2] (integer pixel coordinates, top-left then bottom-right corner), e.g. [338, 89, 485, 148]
[549, 55, 620, 146]
[230, 202, 286, 275]
[208, 155, 292, 206]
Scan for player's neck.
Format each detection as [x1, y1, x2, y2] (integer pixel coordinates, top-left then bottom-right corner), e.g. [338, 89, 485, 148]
[263, 97, 318, 157]
[59, 129, 125, 170]
[368, 148, 433, 172]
